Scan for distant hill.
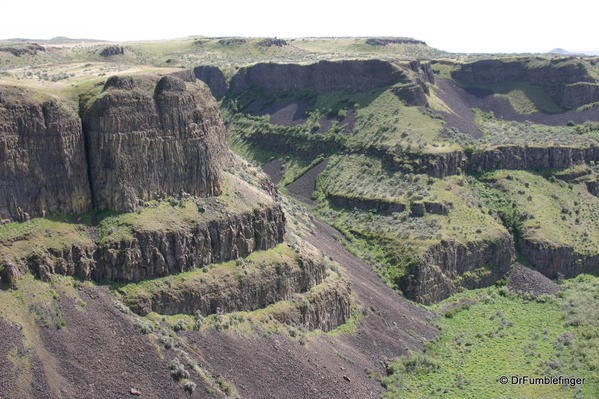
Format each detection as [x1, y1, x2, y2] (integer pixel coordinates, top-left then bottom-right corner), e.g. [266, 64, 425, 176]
[0, 36, 105, 44]
[549, 48, 599, 56]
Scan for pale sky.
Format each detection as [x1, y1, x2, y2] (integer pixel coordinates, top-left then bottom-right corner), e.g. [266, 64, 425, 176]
[3, 0, 598, 53]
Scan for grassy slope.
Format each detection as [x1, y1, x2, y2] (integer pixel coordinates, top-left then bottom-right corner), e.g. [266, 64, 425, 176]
[226, 84, 454, 161]
[464, 80, 563, 114]
[466, 110, 599, 148]
[474, 170, 599, 255]
[317, 154, 431, 203]
[314, 156, 507, 289]
[383, 275, 599, 399]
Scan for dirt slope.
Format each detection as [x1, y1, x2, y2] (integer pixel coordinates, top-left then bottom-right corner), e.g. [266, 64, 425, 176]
[181, 216, 436, 399]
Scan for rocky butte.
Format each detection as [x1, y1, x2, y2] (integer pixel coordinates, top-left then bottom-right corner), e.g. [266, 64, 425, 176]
[83, 74, 228, 211]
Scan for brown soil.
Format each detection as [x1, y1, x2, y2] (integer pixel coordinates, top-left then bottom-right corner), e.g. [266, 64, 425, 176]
[182, 216, 436, 399]
[0, 285, 210, 399]
[247, 99, 309, 126]
[507, 263, 560, 296]
[261, 158, 285, 185]
[435, 80, 483, 137]
[286, 159, 329, 204]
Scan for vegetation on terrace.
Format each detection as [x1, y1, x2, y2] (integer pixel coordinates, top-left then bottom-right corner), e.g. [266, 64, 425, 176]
[383, 275, 599, 399]
[472, 170, 599, 255]
[0, 173, 275, 265]
[314, 166, 507, 290]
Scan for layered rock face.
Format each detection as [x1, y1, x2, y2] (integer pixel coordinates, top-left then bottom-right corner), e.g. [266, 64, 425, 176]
[229, 59, 406, 95]
[3, 198, 285, 285]
[0, 43, 45, 56]
[0, 85, 92, 221]
[271, 275, 352, 331]
[467, 145, 599, 172]
[193, 65, 228, 99]
[91, 205, 285, 282]
[24, 205, 285, 282]
[99, 45, 125, 57]
[452, 58, 593, 85]
[559, 82, 599, 109]
[400, 233, 515, 304]
[452, 58, 599, 109]
[123, 245, 326, 316]
[327, 194, 406, 213]
[83, 75, 228, 211]
[519, 238, 599, 279]
[386, 149, 467, 178]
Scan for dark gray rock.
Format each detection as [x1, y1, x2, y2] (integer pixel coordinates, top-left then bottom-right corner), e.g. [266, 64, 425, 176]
[83, 74, 228, 212]
[400, 232, 515, 304]
[193, 65, 228, 99]
[99, 45, 125, 57]
[0, 85, 92, 221]
[229, 60, 407, 95]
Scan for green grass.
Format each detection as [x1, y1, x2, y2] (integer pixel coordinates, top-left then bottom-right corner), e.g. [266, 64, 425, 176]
[383, 276, 599, 399]
[0, 217, 94, 265]
[98, 173, 274, 242]
[0, 173, 274, 266]
[430, 61, 459, 80]
[346, 88, 450, 153]
[225, 84, 455, 164]
[473, 170, 599, 255]
[316, 154, 430, 203]
[116, 243, 298, 308]
[460, 80, 563, 114]
[458, 109, 599, 149]
[315, 163, 507, 292]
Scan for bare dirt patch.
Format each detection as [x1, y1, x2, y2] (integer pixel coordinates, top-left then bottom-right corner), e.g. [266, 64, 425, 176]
[286, 159, 329, 204]
[261, 158, 286, 185]
[182, 216, 436, 399]
[507, 263, 560, 296]
[246, 99, 309, 126]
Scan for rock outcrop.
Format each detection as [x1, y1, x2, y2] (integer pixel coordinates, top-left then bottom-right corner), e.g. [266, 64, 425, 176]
[386, 149, 467, 178]
[83, 74, 228, 211]
[193, 65, 228, 99]
[391, 82, 428, 106]
[272, 275, 352, 331]
[327, 194, 449, 216]
[99, 45, 125, 57]
[452, 58, 599, 109]
[0, 85, 92, 221]
[365, 38, 426, 46]
[229, 60, 406, 95]
[467, 145, 599, 172]
[409, 60, 435, 85]
[122, 244, 326, 316]
[327, 194, 406, 213]
[559, 82, 599, 109]
[257, 38, 288, 47]
[400, 232, 515, 304]
[587, 180, 599, 196]
[519, 238, 599, 279]
[410, 201, 450, 216]
[452, 58, 593, 85]
[0, 43, 45, 56]
[91, 205, 285, 282]
[1, 195, 285, 285]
